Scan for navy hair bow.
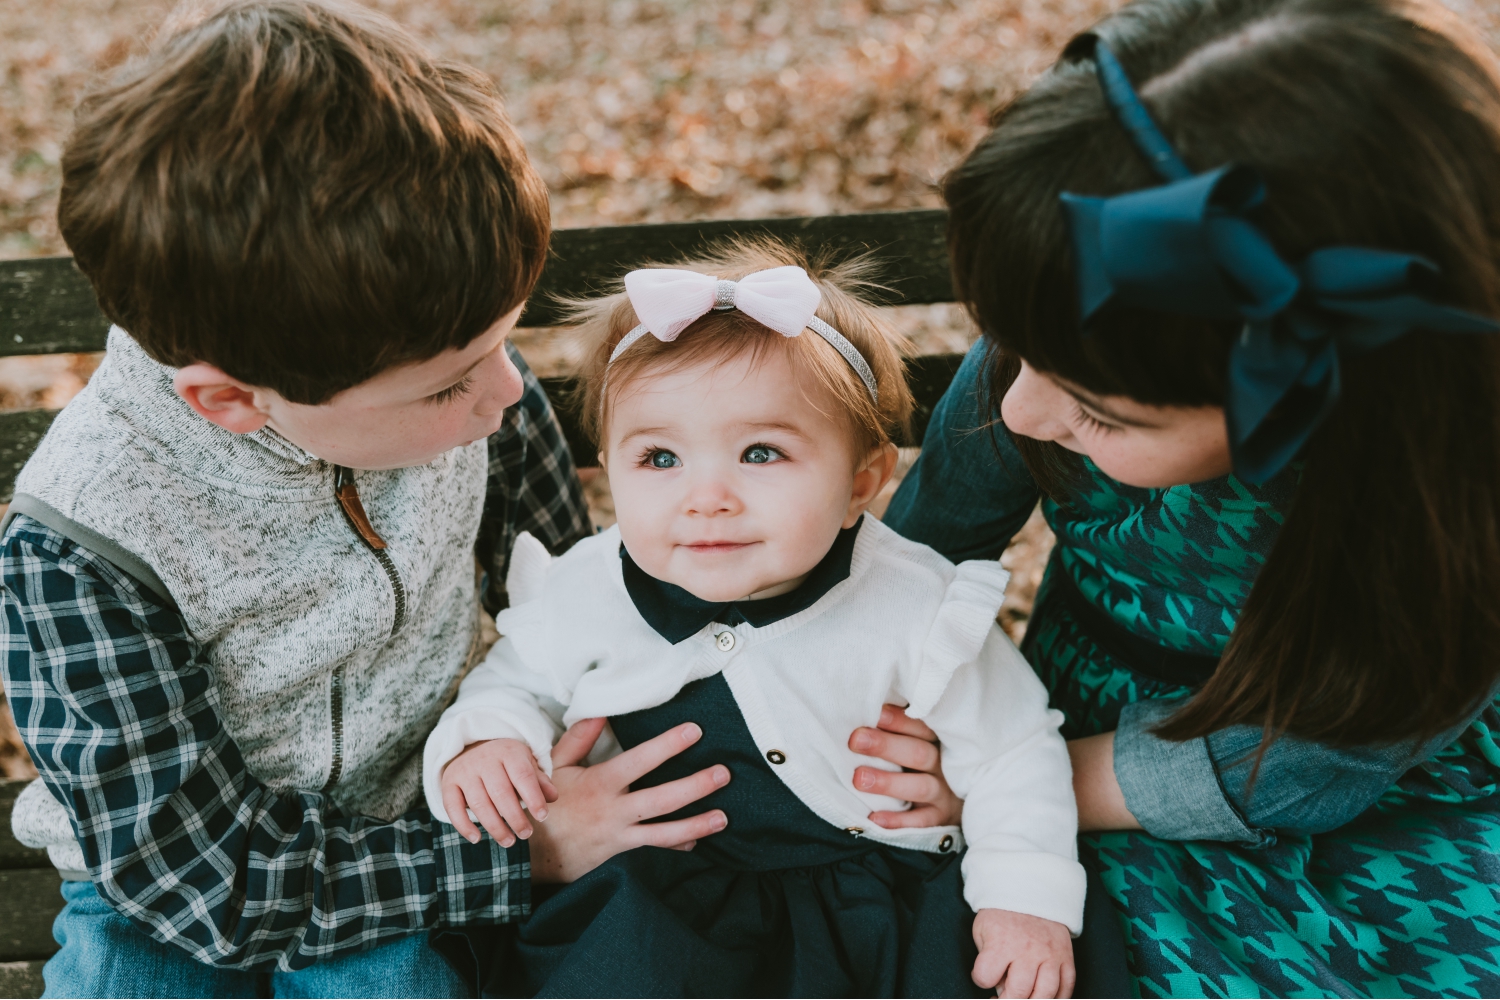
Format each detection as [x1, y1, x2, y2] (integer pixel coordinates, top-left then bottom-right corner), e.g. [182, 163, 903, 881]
[1060, 36, 1500, 483]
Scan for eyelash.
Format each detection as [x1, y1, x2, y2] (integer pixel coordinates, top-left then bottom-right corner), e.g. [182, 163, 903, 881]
[427, 373, 476, 405]
[1072, 402, 1120, 435]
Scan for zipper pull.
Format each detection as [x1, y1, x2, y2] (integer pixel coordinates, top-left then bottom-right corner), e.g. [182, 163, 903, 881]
[334, 465, 388, 551]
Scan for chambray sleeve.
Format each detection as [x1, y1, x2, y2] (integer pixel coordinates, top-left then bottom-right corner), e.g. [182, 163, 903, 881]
[479, 343, 593, 613]
[0, 517, 528, 972]
[882, 339, 1039, 562]
[1113, 697, 1478, 846]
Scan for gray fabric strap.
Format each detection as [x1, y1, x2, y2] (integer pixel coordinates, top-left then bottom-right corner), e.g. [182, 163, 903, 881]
[3, 493, 178, 612]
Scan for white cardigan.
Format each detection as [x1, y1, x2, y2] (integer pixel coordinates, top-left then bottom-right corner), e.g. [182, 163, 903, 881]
[424, 517, 1085, 933]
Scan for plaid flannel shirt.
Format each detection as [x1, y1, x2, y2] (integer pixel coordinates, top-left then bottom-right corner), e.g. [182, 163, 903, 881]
[0, 345, 592, 971]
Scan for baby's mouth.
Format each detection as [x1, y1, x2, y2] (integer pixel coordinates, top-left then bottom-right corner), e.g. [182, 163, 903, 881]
[682, 541, 755, 554]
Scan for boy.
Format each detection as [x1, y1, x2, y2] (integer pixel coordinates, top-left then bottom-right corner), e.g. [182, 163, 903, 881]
[1, 1, 726, 995]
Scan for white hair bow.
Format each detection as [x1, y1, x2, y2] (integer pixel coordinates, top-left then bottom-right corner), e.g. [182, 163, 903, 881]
[609, 265, 878, 403]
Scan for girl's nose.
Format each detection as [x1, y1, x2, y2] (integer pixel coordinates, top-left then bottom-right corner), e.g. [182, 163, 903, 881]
[1001, 361, 1072, 443]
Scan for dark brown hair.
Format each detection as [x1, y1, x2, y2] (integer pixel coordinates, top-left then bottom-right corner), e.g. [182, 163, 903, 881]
[58, 0, 550, 404]
[569, 238, 913, 458]
[945, 0, 1500, 748]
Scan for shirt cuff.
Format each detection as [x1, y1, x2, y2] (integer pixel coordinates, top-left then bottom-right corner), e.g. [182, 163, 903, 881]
[1113, 699, 1274, 847]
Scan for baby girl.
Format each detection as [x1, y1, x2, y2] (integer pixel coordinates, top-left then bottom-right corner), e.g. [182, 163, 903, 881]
[423, 239, 1084, 998]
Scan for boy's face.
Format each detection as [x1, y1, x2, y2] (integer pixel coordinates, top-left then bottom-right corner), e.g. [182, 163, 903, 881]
[175, 307, 526, 470]
[604, 346, 894, 604]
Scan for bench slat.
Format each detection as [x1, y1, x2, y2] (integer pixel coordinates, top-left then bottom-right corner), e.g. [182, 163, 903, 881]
[0, 209, 950, 355]
[0, 869, 63, 962]
[0, 959, 47, 999]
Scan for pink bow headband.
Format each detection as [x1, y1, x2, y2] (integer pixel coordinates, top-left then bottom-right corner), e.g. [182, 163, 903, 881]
[608, 265, 879, 404]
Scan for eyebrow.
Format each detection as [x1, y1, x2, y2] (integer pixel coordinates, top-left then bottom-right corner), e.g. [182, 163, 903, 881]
[1058, 383, 1159, 429]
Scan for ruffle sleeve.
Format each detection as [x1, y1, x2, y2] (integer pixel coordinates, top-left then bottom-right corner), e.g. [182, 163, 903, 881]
[906, 559, 1011, 718]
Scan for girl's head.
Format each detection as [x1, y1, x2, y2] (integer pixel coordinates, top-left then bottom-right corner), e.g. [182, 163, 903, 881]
[573, 239, 913, 602]
[947, 0, 1500, 746]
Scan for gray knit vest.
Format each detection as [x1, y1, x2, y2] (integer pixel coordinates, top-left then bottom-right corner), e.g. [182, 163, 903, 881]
[9, 328, 486, 871]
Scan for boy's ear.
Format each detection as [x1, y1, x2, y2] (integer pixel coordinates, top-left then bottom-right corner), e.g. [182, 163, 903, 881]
[173, 364, 273, 435]
[845, 442, 899, 528]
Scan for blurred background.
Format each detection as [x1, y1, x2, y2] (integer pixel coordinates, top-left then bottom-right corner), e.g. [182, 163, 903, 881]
[2, 0, 1497, 778]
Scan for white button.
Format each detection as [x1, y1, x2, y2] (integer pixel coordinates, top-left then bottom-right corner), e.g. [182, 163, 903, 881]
[715, 631, 736, 651]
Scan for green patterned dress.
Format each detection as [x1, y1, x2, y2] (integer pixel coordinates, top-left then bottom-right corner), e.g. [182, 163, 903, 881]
[885, 344, 1500, 998]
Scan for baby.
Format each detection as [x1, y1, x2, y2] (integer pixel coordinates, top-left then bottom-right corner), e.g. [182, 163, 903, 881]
[423, 240, 1084, 998]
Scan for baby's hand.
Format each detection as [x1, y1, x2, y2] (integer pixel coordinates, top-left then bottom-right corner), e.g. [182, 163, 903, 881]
[440, 738, 558, 847]
[972, 908, 1074, 998]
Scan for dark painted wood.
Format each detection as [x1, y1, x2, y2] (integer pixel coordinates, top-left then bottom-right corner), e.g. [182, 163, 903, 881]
[0, 410, 60, 503]
[0, 780, 50, 870]
[525, 209, 951, 327]
[0, 869, 63, 961]
[0, 209, 951, 354]
[0, 258, 103, 357]
[0, 960, 47, 999]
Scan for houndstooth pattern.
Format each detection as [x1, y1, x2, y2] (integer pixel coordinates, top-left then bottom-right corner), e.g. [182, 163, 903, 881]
[0, 345, 589, 971]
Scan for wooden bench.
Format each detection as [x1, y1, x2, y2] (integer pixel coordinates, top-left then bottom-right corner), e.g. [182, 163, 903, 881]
[0, 208, 964, 997]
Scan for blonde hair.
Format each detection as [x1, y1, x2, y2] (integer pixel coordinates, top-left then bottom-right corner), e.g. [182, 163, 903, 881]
[569, 237, 914, 457]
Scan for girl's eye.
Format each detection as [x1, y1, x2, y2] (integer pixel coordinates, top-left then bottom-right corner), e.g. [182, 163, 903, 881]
[1071, 402, 1120, 435]
[741, 444, 783, 464]
[426, 372, 475, 405]
[645, 449, 681, 469]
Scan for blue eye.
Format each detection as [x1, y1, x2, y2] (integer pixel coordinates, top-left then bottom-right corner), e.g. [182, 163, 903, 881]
[646, 449, 681, 469]
[742, 445, 780, 464]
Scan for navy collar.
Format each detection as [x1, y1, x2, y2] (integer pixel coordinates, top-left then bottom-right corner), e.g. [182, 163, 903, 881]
[622, 517, 863, 644]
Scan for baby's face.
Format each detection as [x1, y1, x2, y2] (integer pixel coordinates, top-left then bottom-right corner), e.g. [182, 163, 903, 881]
[605, 348, 873, 603]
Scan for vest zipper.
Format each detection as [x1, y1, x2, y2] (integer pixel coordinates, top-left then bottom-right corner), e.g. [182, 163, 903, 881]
[333, 465, 408, 636]
[324, 466, 407, 792]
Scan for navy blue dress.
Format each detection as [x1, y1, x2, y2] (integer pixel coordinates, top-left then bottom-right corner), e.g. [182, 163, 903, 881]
[448, 521, 1127, 998]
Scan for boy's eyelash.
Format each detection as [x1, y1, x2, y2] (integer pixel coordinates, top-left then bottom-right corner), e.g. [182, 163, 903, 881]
[427, 372, 475, 405]
[1072, 401, 1120, 434]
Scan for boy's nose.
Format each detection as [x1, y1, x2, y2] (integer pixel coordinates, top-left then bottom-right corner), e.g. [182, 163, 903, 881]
[472, 352, 524, 417]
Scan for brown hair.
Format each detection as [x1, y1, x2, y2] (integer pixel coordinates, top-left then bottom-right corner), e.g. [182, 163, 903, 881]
[57, 0, 550, 404]
[570, 238, 913, 459]
[944, 0, 1500, 749]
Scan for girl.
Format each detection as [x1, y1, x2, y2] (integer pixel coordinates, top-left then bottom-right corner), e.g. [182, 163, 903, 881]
[423, 242, 1084, 998]
[884, 0, 1500, 994]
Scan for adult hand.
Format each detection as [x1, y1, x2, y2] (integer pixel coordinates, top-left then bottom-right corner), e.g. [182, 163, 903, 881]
[527, 717, 730, 884]
[848, 704, 964, 829]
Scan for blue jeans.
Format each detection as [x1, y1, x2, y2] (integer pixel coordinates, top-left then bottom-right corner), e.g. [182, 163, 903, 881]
[44, 881, 469, 999]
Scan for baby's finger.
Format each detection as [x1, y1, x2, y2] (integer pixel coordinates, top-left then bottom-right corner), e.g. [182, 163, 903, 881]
[848, 726, 940, 773]
[464, 785, 519, 848]
[629, 809, 727, 850]
[1031, 962, 1061, 999]
[1059, 960, 1076, 999]
[625, 764, 729, 822]
[538, 769, 559, 802]
[854, 766, 943, 804]
[442, 784, 482, 845]
[669, 840, 698, 852]
[504, 758, 551, 822]
[1000, 959, 1039, 999]
[478, 773, 531, 841]
[551, 717, 607, 768]
[868, 805, 948, 829]
[971, 949, 1009, 991]
[876, 704, 938, 742]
